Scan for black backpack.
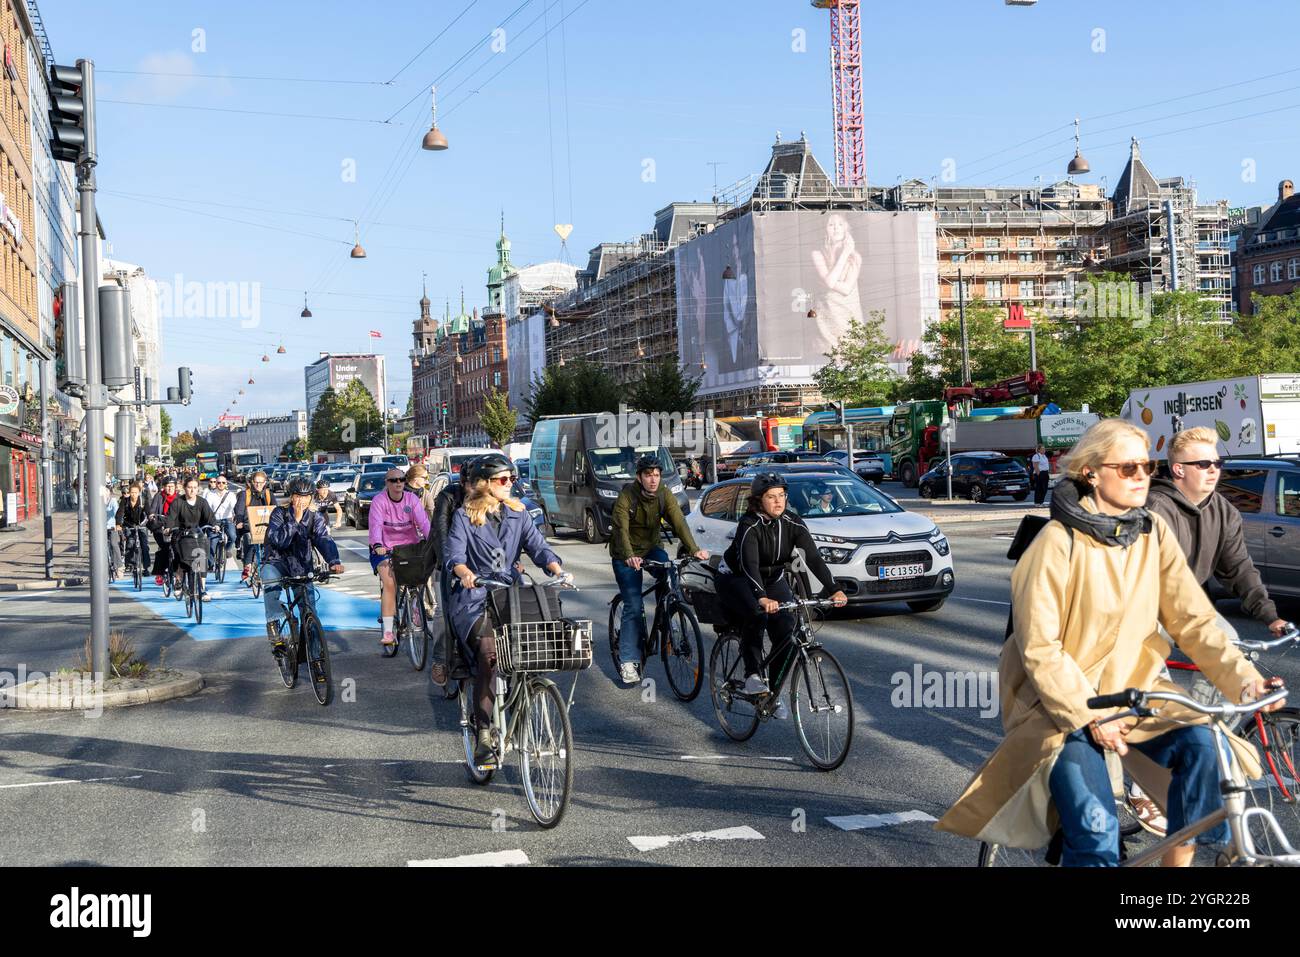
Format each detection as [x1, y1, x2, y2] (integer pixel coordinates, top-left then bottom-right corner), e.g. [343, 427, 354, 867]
[1003, 514, 1072, 641]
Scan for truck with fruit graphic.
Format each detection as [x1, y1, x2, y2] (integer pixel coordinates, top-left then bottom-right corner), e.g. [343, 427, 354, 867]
[1122, 374, 1300, 458]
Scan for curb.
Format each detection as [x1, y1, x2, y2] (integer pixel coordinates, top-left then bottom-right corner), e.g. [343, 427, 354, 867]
[915, 509, 1038, 526]
[0, 577, 87, 592]
[3, 670, 204, 710]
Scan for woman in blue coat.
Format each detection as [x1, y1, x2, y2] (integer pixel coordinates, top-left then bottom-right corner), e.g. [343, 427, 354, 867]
[445, 454, 564, 766]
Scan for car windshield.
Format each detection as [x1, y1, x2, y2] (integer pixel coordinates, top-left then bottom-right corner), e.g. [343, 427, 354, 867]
[359, 476, 384, 493]
[787, 476, 901, 516]
[322, 471, 351, 482]
[981, 457, 1022, 471]
[589, 446, 671, 481]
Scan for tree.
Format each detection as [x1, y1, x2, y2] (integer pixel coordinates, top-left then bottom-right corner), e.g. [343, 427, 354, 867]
[481, 389, 518, 447]
[525, 359, 622, 421]
[172, 430, 197, 460]
[307, 387, 339, 451]
[280, 438, 307, 461]
[404, 393, 414, 417]
[331, 379, 384, 448]
[627, 359, 701, 414]
[159, 408, 172, 442]
[814, 310, 898, 407]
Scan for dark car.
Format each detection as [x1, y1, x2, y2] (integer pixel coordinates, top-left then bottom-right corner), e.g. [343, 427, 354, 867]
[735, 461, 872, 485]
[345, 472, 387, 529]
[742, 450, 832, 468]
[1209, 458, 1300, 604]
[917, 452, 1031, 503]
[823, 449, 887, 483]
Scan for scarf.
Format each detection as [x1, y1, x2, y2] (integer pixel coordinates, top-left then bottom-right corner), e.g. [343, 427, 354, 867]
[1049, 476, 1151, 548]
[161, 491, 177, 514]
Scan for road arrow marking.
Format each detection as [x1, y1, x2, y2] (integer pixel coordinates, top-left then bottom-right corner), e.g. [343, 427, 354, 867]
[408, 849, 529, 867]
[628, 825, 764, 852]
[826, 810, 937, 831]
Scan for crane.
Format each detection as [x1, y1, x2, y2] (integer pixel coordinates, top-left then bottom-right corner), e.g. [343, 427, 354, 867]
[810, 0, 864, 188]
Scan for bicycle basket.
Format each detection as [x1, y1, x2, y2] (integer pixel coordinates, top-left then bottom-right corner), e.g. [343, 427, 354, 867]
[494, 618, 593, 675]
[390, 541, 430, 587]
[680, 558, 729, 626]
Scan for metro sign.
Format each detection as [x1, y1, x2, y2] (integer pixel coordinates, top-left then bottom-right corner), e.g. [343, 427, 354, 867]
[1004, 303, 1032, 330]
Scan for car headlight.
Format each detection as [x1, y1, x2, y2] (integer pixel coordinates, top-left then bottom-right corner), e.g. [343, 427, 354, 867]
[670, 483, 684, 493]
[817, 546, 854, 564]
[597, 488, 619, 499]
[928, 527, 950, 557]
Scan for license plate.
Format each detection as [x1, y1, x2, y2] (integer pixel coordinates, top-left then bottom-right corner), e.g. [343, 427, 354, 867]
[879, 563, 925, 580]
[1005, 485, 1021, 491]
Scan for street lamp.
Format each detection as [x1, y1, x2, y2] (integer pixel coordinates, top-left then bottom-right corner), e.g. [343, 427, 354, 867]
[422, 86, 449, 151]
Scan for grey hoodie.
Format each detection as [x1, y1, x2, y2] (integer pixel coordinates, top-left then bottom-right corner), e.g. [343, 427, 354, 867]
[1145, 476, 1278, 625]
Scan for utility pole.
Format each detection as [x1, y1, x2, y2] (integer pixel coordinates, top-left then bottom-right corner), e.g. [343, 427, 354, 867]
[40, 359, 53, 579]
[957, 267, 970, 387]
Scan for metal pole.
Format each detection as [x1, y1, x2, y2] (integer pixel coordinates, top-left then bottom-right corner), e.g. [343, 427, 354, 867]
[945, 424, 953, 501]
[73, 60, 108, 681]
[957, 268, 970, 387]
[75, 418, 84, 556]
[39, 359, 54, 578]
[1029, 323, 1038, 373]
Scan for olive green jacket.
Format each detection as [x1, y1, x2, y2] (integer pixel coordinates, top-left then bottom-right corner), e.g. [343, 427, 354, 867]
[610, 483, 698, 561]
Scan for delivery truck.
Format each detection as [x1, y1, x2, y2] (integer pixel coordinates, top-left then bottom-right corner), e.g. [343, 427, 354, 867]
[1121, 374, 1300, 458]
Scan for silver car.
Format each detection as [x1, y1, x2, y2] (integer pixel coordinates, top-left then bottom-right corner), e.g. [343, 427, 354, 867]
[1217, 459, 1300, 603]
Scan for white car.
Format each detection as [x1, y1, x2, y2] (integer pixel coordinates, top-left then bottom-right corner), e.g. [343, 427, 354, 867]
[686, 473, 955, 612]
[319, 467, 359, 496]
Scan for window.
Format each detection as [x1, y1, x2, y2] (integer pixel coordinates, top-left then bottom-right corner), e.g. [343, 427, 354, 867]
[1271, 260, 1284, 283]
[1019, 252, 1033, 263]
[949, 238, 967, 250]
[983, 238, 999, 249]
[985, 253, 1000, 263]
[986, 280, 1002, 300]
[1017, 237, 1033, 249]
[1254, 264, 1267, 285]
[493, 371, 501, 388]
[1021, 280, 1035, 299]
[1218, 468, 1267, 514]
[951, 254, 967, 264]
[701, 484, 737, 519]
[1289, 258, 1300, 281]
[1279, 473, 1300, 518]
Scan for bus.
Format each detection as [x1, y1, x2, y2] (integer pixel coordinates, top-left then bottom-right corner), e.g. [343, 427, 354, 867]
[195, 452, 220, 481]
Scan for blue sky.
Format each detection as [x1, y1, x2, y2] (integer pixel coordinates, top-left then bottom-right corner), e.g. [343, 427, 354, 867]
[40, 0, 1300, 431]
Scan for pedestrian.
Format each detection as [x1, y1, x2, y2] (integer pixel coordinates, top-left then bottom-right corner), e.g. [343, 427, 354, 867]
[935, 419, 1279, 867]
[1030, 444, 1051, 506]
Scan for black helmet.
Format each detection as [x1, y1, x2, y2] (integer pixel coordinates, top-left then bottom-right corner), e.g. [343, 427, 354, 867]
[749, 472, 788, 499]
[465, 453, 515, 484]
[287, 477, 314, 497]
[635, 454, 662, 475]
[314, 479, 330, 490]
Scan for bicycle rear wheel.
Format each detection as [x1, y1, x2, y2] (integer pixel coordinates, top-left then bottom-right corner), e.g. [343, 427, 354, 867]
[789, 646, 853, 770]
[519, 678, 574, 829]
[215, 543, 227, 583]
[162, 567, 173, 598]
[607, 595, 624, 674]
[406, 586, 430, 671]
[977, 842, 1051, 867]
[708, 632, 759, 741]
[133, 562, 143, 591]
[273, 616, 298, 689]
[185, 572, 196, 619]
[459, 678, 494, 784]
[1240, 707, 1300, 854]
[194, 575, 204, 625]
[661, 604, 704, 701]
[303, 611, 332, 706]
[250, 566, 262, 599]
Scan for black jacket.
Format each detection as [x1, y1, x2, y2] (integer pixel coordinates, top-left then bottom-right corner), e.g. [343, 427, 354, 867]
[116, 497, 150, 528]
[431, 482, 466, 561]
[166, 496, 216, 535]
[722, 509, 837, 601]
[1145, 477, 1278, 625]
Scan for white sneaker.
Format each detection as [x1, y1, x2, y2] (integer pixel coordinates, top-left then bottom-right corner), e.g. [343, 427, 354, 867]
[772, 701, 789, 720]
[619, 661, 640, 685]
[743, 674, 770, 695]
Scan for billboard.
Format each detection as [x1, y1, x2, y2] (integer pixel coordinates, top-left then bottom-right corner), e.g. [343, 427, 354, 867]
[507, 312, 546, 424]
[676, 210, 937, 395]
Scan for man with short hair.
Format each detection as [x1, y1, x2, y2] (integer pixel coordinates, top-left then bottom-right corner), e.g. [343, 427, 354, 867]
[1030, 444, 1051, 507]
[203, 476, 238, 576]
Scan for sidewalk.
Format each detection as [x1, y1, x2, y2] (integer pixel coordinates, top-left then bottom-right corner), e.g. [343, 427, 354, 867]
[907, 499, 1046, 526]
[0, 509, 90, 591]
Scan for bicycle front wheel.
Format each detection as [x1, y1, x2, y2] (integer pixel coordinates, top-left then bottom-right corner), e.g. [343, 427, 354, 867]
[303, 611, 332, 706]
[133, 562, 143, 591]
[661, 603, 704, 701]
[519, 678, 574, 829]
[215, 545, 227, 583]
[1240, 706, 1300, 854]
[790, 646, 853, 770]
[459, 679, 494, 785]
[407, 586, 430, 671]
[274, 617, 298, 689]
[185, 573, 196, 619]
[977, 842, 1050, 867]
[193, 576, 204, 625]
[250, 566, 262, 599]
[708, 632, 759, 741]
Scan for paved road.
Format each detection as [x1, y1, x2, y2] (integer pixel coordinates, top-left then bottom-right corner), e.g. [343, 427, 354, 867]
[1, 518, 1294, 866]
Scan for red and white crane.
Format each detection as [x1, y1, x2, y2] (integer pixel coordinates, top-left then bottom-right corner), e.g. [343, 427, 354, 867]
[811, 0, 864, 188]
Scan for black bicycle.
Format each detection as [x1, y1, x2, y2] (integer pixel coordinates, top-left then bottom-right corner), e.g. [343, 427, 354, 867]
[176, 526, 216, 624]
[607, 557, 705, 701]
[268, 563, 335, 706]
[707, 570, 854, 770]
[208, 525, 230, 584]
[121, 524, 149, 591]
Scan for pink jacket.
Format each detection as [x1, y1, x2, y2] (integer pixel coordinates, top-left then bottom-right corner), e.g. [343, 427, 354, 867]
[368, 490, 431, 551]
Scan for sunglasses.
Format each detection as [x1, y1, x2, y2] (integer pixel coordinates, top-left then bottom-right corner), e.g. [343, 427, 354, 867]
[386, 478, 405, 485]
[489, 475, 512, 486]
[1100, 460, 1158, 478]
[1177, 459, 1225, 471]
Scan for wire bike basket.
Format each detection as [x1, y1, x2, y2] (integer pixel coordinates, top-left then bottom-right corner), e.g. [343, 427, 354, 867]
[494, 619, 594, 675]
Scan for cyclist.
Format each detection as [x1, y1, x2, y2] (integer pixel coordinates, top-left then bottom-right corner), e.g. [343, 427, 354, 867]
[166, 476, 217, 602]
[445, 455, 565, 767]
[717, 473, 847, 719]
[203, 475, 238, 577]
[115, 480, 151, 573]
[102, 481, 122, 574]
[404, 463, 437, 521]
[309, 478, 344, 530]
[368, 467, 431, 650]
[934, 419, 1282, 867]
[148, 475, 180, 587]
[610, 454, 709, 685]
[261, 477, 345, 646]
[235, 470, 275, 582]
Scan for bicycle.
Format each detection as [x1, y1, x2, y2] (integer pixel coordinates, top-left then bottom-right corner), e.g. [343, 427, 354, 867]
[978, 682, 1299, 867]
[706, 570, 855, 771]
[607, 557, 705, 701]
[176, 525, 215, 624]
[267, 563, 336, 706]
[455, 573, 590, 828]
[208, 525, 230, 584]
[121, 524, 149, 592]
[242, 540, 264, 598]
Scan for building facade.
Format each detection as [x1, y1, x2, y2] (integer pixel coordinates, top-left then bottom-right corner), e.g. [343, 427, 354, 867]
[1234, 179, 1300, 315]
[241, 410, 307, 463]
[304, 352, 386, 426]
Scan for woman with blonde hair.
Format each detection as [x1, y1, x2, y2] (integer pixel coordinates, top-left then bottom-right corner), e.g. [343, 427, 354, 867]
[404, 463, 436, 521]
[444, 456, 567, 767]
[936, 418, 1284, 866]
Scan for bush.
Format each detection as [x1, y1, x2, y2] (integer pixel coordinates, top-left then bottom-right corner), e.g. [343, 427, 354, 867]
[77, 632, 152, 679]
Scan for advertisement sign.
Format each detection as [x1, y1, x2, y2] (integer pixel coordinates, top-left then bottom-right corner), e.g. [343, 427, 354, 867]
[1040, 412, 1100, 449]
[0, 384, 18, 416]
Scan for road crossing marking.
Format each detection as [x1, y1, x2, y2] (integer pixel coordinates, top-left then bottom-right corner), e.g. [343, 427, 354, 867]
[627, 825, 765, 852]
[0, 774, 144, 790]
[826, 810, 937, 831]
[952, 596, 1010, 607]
[408, 849, 529, 867]
[680, 755, 793, 762]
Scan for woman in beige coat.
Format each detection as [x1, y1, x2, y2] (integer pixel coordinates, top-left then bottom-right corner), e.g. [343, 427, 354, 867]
[936, 419, 1282, 866]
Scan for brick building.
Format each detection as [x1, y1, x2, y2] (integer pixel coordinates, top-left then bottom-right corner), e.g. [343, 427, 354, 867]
[1235, 179, 1300, 315]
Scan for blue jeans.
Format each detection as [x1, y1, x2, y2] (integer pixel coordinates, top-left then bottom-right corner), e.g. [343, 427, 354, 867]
[1049, 725, 1228, 867]
[611, 547, 668, 665]
[261, 563, 288, 626]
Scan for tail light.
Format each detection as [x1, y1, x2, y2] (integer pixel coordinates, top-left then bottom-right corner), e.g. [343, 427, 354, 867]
[982, 469, 996, 476]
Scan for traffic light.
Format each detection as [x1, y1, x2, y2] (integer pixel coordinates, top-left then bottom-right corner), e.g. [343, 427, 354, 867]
[48, 61, 95, 165]
[440, 400, 448, 414]
[178, 366, 193, 404]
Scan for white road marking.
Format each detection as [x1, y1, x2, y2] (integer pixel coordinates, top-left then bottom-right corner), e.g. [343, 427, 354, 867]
[952, 596, 1010, 607]
[408, 849, 530, 867]
[679, 754, 793, 762]
[627, 825, 765, 852]
[0, 774, 144, 790]
[826, 810, 937, 831]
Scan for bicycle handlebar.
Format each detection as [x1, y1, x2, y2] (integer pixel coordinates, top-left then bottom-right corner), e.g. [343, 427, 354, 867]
[1089, 684, 1288, 720]
[773, 598, 842, 612]
[640, 557, 696, 571]
[474, 572, 575, 591]
[1233, 624, 1299, 653]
